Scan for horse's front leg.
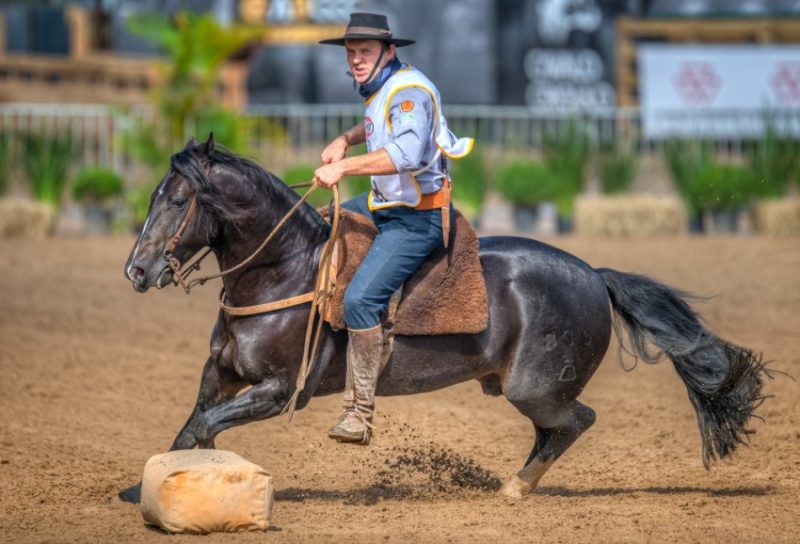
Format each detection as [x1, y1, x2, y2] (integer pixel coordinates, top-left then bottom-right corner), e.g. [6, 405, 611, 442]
[189, 377, 290, 444]
[119, 357, 244, 503]
[170, 356, 246, 450]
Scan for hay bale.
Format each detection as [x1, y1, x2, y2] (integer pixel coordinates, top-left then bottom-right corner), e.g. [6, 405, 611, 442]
[141, 450, 274, 534]
[575, 194, 687, 238]
[0, 199, 54, 239]
[755, 198, 800, 236]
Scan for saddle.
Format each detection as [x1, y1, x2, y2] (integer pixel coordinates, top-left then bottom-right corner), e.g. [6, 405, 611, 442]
[318, 207, 489, 336]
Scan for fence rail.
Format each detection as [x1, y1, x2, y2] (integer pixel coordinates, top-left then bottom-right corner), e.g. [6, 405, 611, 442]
[1, 102, 798, 194]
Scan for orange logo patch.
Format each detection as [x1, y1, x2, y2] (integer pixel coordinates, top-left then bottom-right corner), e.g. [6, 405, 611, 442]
[400, 100, 414, 112]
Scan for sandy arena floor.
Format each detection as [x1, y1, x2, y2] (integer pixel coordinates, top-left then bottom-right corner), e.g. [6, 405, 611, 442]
[0, 234, 798, 543]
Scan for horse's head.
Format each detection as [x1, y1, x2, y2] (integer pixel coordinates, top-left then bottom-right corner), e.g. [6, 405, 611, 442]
[124, 135, 219, 292]
[125, 133, 330, 293]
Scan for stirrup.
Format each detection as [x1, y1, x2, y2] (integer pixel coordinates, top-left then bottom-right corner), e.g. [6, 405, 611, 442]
[328, 407, 373, 444]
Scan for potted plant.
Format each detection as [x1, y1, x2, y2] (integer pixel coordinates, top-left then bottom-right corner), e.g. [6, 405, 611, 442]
[663, 139, 714, 232]
[687, 163, 757, 234]
[21, 132, 73, 210]
[746, 114, 800, 200]
[543, 119, 590, 231]
[495, 160, 560, 232]
[596, 141, 635, 195]
[72, 166, 124, 234]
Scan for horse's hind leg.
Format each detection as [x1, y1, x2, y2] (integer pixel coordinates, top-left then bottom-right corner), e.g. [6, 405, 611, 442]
[500, 399, 596, 498]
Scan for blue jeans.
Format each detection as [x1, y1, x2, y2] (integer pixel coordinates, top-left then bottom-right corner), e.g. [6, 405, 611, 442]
[339, 192, 446, 330]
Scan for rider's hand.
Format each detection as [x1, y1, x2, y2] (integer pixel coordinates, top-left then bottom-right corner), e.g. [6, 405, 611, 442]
[321, 135, 349, 164]
[314, 162, 345, 189]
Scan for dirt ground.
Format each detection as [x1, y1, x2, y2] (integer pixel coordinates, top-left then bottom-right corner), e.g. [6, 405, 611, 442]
[0, 233, 798, 543]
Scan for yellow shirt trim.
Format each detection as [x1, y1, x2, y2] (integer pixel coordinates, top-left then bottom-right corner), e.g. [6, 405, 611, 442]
[362, 64, 414, 106]
[437, 137, 475, 159]
[366, 67, 464, 211]
[384, 83, 440, 134]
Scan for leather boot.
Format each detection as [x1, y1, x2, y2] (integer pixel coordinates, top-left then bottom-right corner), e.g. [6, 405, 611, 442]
[328, 324, 384, 444]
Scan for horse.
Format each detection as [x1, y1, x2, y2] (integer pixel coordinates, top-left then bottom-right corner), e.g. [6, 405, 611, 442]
[123, 135, 768, 500]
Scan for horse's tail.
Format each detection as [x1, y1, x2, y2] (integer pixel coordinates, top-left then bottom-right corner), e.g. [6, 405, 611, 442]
[596, 267, 770, 469]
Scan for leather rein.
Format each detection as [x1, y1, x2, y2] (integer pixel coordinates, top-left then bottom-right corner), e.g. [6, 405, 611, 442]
[162, 181, 341, 420]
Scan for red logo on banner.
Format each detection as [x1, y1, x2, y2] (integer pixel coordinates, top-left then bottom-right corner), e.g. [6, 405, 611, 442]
[673, 62, 721, 105]
[770, 62, 800, 105]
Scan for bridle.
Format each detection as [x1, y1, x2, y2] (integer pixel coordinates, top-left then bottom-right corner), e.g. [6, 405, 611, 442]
[160, 181, 342, 419]
[162, 182, 336, 296]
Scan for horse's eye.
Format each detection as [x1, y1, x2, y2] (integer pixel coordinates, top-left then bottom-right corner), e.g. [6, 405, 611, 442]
[171, 198, 187, 210]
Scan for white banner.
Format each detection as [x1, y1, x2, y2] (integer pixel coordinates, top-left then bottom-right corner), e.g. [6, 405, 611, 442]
[639, 45, 800, 138]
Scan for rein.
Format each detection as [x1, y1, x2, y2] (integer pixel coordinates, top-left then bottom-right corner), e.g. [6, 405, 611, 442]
[164, 182, 326, 295]
[163, 181, 342, 421]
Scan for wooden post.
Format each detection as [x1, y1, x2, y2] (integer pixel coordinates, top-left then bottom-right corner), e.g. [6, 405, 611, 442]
[0, 12, 6, 57]
[220, 62, 249, 112]
[66, 5, 92, 58]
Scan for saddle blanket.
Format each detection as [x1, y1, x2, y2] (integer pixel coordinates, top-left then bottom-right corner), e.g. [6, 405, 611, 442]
[319, 207, 488, 336]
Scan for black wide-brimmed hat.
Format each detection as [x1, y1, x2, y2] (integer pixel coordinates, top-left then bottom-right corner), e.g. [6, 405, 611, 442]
[319, 12, 415, 47]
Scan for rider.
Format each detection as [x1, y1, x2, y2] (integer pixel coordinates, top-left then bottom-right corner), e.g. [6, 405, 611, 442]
[314, 12, 473, 445]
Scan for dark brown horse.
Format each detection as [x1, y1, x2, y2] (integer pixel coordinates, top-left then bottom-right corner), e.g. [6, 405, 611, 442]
[123, 136, 768, 500]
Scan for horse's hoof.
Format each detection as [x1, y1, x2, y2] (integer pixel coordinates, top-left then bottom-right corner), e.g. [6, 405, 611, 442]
[499, 476, 531, 498]
[119, 482, 142, 504]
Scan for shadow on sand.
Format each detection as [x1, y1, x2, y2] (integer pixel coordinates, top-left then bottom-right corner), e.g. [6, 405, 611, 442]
[272, 483, 774, 506]
[533, 485, 773, 498]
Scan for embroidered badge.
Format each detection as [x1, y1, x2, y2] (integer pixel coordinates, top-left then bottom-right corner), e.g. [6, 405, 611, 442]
[364, 116, 374, 137]
[400, 100, 414, 112]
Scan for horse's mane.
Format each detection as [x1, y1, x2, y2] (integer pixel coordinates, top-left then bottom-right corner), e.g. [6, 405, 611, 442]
[169, 144, 330, 237]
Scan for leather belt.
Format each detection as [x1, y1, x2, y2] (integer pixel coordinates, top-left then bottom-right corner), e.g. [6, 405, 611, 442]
[415, 185, 450, 211]
[415, 179, 451, 248]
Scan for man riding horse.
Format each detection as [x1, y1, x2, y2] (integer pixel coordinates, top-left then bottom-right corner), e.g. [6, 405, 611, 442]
[314, 12, 473, 445]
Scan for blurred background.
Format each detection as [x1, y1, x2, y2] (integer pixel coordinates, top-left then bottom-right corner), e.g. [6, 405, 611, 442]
[1, 0, 799, 238]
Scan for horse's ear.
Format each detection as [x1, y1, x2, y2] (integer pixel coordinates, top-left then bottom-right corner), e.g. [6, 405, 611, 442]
[185, 136, 197, 149]
[204, 132, 216, 155]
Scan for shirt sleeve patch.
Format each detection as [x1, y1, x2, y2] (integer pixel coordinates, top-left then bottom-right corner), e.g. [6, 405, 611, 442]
[400, 100, 415, 112]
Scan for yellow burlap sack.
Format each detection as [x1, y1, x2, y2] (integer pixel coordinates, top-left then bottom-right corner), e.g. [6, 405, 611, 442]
[141, 450, 274, 534]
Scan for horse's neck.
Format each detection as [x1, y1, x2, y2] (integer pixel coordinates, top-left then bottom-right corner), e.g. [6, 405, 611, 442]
[214, 196, 328, 305]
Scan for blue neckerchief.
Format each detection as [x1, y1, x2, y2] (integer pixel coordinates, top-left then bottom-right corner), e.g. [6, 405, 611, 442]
[358, 57, 402, 98]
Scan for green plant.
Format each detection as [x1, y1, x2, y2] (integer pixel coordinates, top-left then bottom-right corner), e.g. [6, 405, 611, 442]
[122, 12, 265, 170]
[542, 119, 590, 216]
[688, 164, 757, 212]
[451, 149, 488, 219]
[72, 167, 124, 204]
[495, 160, 560, 207]
[0, 132, 11, 196]
[663, 139, 714, 213]
[746, 113, 800, 199]
[21, 132, 73, 207]
[597, 143, 635, 194]
[281, 164, 331, 209]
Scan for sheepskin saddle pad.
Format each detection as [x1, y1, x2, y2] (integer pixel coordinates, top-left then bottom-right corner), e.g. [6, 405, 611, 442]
[318, 207, 488, 336]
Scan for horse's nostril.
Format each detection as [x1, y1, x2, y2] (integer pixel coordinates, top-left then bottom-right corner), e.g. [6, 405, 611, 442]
[129, 266, 145, 282]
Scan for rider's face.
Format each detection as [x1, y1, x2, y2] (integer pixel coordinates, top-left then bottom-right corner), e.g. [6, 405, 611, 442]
[345, 39, 396, 85]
